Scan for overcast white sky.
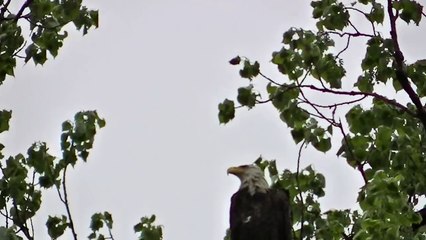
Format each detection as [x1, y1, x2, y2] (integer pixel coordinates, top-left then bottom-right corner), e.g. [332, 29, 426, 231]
[0, 0, 425, 239]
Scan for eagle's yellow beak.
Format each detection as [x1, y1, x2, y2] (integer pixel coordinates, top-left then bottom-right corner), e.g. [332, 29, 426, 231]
[227, 166, 245, 176]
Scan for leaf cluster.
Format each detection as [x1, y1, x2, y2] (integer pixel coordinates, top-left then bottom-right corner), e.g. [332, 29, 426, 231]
[88, 212, 114, 240]
[0, 0, 99, 84]
[134, 215, 163, 240]
[0, 111, 105, 239]
[219, 0, 426, 239]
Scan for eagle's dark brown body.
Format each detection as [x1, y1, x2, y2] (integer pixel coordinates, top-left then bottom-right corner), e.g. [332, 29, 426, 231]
[229, 187, 292, 240]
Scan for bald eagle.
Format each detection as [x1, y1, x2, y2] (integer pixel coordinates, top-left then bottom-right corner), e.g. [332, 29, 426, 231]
[227, 164, 292, 240]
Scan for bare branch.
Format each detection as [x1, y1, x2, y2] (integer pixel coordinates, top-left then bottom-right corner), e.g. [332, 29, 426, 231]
[298, 84, 415, 116]
[255, 71, 413, 119]
[325, 30, 375, 38]
[297, 86, 337, 126]
[301, 95, 367, 110]
[14, 0, 33, 21]
[336, 35, 351, 58]
[259, 72, 283, 86]
[0, 0, 12, 20]
[61, 166, 78, 240]
[295, 140, 306, 240]
[345, 6, 377, 36]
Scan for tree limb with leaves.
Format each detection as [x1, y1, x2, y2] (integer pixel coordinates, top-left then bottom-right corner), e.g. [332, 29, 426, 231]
[0, 1, 163, 239]
[220, 0, 426, 239]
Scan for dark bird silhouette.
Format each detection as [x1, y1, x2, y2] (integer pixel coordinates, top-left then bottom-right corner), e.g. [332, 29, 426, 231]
[227, 164, 292, 240]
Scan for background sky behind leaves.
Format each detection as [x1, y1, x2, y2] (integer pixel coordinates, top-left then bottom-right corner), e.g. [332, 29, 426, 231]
[0, 0, 425, 239]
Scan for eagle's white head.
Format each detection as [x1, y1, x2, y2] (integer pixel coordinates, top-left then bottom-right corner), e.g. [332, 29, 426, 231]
[227, 164, 269, 195]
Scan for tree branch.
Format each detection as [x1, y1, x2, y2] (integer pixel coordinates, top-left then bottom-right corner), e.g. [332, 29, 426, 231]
[14, 0, 33, 21]
[259, 72, 282, 86]
[387, 0, 426, 128]
[298, 84, 414, 116]
[61, 166, 78, 240]
[337, 120, 368, 185]
[325, 30, 375, 38]
[12, 200, 33, 240]
[0, 0, 12, 20]
[345, 7, 377, 36]
[295, 141, 306, 240]
[336, 35, 351, 58]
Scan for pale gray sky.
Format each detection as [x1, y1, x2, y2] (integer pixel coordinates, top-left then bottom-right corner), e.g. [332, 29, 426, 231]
[0, 0, 425, 239]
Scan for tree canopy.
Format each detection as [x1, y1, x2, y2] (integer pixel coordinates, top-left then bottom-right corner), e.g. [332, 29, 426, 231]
[2, 0, 426, 239]
[220, 0, 426, 239]
[0, 1, 162, 239]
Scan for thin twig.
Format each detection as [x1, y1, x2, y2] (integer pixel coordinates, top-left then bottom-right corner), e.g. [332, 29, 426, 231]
[256, 72, 412, 118]
[345, 6, 377, 36]
[14, 0, 33, 21]
[297, 88, 337, 126]
[300, 95, 367, 109]
[325, 30, 375, 38]
[259, 72, 283, 86]
[337, 120, 368, 185]
[29, 171, 36, 238]
[0, 207, 12, 228]
[29, 218, 34, 240]
[12, 40, 27, 58]
[298, 104, 336, 124]
[297, 95, 366, 127]
[0, 0, 12, 20]
[336, 35, 351, 58]
[62, 166, 78, 240]
[298, 84, 415, 116]
[107, 227, 115, 240]
[345, 6, 368, 16]
[256, 98, 272, 104]
[295, 140, 306, 240]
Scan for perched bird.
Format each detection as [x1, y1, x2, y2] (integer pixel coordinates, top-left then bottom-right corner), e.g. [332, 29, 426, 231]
[227, 164, 292, 240]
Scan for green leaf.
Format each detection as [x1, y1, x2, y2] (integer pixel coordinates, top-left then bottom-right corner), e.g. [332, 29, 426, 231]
[25, 44, 38, 63]
[90, 213, 104, 231]
[291, 127, 305, 144]
[0, 110, 12, 133]
[134, 215, 163, 240]
[270, 84, 299, 111]
[279, 101, 309, 128]
[239, 61, 260, 79]
[395, 0, 423, 25]
[375, 126, 392, 150]
[346, 105, 375, 135]
[313, 2, 350, 31]
[236, 85, 256, 108]
[62, 121, 73, 131]
[313, 137, 331, 152]
[104, 211, 113, 229]
[326, 125, 333, 135]
[229, 56, 241, 65]
[282, 28, 295, 44]
[46, 215, 68, 239]
[218, 99, 235, 124]
[88, 232, 96, 239]
[33, 49, 47, 65]
[367, 2, 385, 24]
[0, 227, 21, 240]
[355, 75, 373, 92]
